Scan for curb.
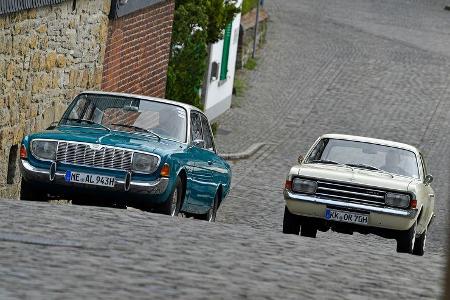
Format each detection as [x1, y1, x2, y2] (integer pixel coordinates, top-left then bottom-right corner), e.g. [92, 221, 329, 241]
[219, 143, 265, 160]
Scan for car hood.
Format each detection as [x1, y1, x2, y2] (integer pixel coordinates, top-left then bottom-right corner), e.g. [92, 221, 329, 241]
[29, 125, 185, 156]
[297, 163, 415, 192]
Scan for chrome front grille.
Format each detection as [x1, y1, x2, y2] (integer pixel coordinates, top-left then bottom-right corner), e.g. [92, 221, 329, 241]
[56, 141, 133, 171]
[316, 180, 386, 206]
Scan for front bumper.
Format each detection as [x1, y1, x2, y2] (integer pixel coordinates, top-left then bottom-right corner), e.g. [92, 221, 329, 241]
[20, 159, 169, 196]
[284, 190, 418, 231]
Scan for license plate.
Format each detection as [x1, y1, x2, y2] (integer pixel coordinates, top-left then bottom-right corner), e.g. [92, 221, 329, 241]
[64, 171, 115, 187]
[325, 208, 368, 225]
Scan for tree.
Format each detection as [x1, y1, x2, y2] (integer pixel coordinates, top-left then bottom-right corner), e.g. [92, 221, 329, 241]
[166, 0, 240, 109]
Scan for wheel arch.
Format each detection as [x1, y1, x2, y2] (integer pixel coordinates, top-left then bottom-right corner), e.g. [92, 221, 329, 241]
[177, 168, 188, 209]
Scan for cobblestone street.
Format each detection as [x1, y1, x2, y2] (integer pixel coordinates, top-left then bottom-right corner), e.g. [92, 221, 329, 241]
[1, 0, 450, 299]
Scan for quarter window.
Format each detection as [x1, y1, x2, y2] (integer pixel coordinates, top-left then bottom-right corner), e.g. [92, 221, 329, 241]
[191, 112, 203, 142]
[201, 115, 214, 151]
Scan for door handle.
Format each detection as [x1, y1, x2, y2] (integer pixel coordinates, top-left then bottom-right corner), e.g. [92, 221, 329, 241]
[208, 161, 213, 166]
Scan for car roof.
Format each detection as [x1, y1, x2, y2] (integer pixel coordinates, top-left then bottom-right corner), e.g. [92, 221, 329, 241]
[320, 134, 421, 155]
[80, 90, 202, 114]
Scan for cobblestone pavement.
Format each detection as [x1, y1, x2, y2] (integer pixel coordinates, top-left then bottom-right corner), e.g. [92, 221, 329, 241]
[1, 0, 450, 299]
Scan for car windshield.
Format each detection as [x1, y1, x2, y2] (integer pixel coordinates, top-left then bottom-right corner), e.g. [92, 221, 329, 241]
[60, 94, 187, 142]
[305, 138, 420, 179]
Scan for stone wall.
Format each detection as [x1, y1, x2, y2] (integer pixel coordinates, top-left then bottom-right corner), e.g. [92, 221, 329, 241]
[0, 0, 111, 198]
[236, 8, 268, 69]
[102, 0, 174, 98]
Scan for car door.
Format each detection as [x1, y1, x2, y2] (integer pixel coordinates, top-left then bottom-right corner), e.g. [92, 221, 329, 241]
[186, 111, 214, 210]
[200, 114, 228, 194]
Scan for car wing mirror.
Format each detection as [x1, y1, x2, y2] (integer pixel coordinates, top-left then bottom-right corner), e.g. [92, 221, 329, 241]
[191, 139, 205, 149]
[424, 174, 433, 185]
[298, 154, 304, 164]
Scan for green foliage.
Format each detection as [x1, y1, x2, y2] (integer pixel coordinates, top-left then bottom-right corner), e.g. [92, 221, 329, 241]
[242, 0, 258, 15]
[233, 75, 246, 97]
[211, 122, 219, 136]
[166, 0, 240, 109]
[244, 57, 257, 70]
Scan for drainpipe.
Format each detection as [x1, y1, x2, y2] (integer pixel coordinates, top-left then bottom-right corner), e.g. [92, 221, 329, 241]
[252, 0, 260, 58]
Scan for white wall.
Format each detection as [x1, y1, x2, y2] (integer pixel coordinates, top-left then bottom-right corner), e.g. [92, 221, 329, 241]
[203, 0, 242, 121]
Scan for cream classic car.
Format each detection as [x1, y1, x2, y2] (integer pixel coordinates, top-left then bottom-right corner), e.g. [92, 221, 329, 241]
[283, 134, 435, 255]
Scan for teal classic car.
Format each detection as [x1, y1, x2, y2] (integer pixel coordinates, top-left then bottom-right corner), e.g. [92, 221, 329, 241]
[19, 91, 232, 221]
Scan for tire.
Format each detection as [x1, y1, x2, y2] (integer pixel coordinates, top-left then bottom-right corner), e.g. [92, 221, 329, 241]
[412, 229, 426, 256]
[396, 222, 416, 254]
[283, 206, 300, 235]
[199, 192, 219, 222]
[20, 180, 47, 201]
[300, 220, 317, 238]
[160, 176, 183, 216]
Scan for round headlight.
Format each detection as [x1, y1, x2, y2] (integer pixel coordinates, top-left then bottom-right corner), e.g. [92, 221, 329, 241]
[132, 153, 159, 174]
[31, 140, 57, 161]
[385, 192, 411, 208]
[292, 178, 317, 194]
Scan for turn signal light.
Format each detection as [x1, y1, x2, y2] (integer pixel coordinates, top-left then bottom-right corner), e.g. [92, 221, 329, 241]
[160, 164, 170, 177]
[285, 180, 292, 190]
[20, 144, 27, 159]
[410, 199, 417, 209]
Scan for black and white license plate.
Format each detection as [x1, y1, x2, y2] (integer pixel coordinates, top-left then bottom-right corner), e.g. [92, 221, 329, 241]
[64, 171, 115, 187]
[325, 208, 368, 225]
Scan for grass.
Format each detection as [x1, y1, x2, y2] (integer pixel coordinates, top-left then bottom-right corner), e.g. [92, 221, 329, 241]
[242, 0, 258, 15]
[211, 122, 219, 136]
[244, 57, 257, 70]
[233, 75, 247, 97]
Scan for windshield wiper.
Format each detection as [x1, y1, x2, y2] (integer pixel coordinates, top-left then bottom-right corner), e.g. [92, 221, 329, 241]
[310, 159, 340, 165]
[60, 118, 111, 132]
[345, 163, 380, 171]
[110, 123, 161, 141]
[346, 163, 394, 177]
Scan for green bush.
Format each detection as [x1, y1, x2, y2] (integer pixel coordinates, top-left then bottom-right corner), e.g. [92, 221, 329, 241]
[166, 0, 240, 109]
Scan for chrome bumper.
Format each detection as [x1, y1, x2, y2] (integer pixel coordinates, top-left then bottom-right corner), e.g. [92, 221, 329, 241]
[284, 190, 418, 218]
[20, 159, 169, 195]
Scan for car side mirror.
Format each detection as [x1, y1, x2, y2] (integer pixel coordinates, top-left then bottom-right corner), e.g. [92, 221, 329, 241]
[298, 154, 304, 164]
[192, 139, 205, 148]
[424, 174, 433, 185]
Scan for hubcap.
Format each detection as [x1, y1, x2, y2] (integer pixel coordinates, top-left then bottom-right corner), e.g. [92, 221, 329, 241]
[170, 189, 178, 216]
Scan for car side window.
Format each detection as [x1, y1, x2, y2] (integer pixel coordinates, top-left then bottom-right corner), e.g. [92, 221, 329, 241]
[190, 112, 203, 143]
[201, 115, 215, 152]
[420, 154, 428, 177]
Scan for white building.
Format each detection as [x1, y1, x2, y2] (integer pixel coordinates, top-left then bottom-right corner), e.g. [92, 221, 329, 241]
[203, 0, 242, 121]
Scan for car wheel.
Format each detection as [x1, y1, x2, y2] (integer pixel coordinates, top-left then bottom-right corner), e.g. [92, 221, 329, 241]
[20, 180, 47, 201]
[300, 221, 317, 238]
[206, 193, 219, 222]
[161, 176, 183, 216]
[412, 228, 426, 256]
[283, 206, 300, 235]
[198, 192, 219, 222]
[396, 222, 416, 254]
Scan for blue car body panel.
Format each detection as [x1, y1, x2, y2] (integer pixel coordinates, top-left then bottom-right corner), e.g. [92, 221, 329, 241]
[21, 112, 231, 214]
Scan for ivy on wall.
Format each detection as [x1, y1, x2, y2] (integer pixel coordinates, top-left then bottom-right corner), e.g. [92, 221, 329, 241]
[166, 0, 240, 109]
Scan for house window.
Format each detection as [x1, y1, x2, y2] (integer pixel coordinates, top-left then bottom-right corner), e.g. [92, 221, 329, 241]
[220, 22, 233, 81]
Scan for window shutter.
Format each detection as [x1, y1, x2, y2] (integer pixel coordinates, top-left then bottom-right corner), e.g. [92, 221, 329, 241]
[220, 22, 233, 81]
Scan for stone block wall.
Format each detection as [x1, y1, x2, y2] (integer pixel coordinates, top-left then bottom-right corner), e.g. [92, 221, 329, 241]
[102, 0, 174, 98]
[0, 0, 111, 198]
[236, 7, 268, 69]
